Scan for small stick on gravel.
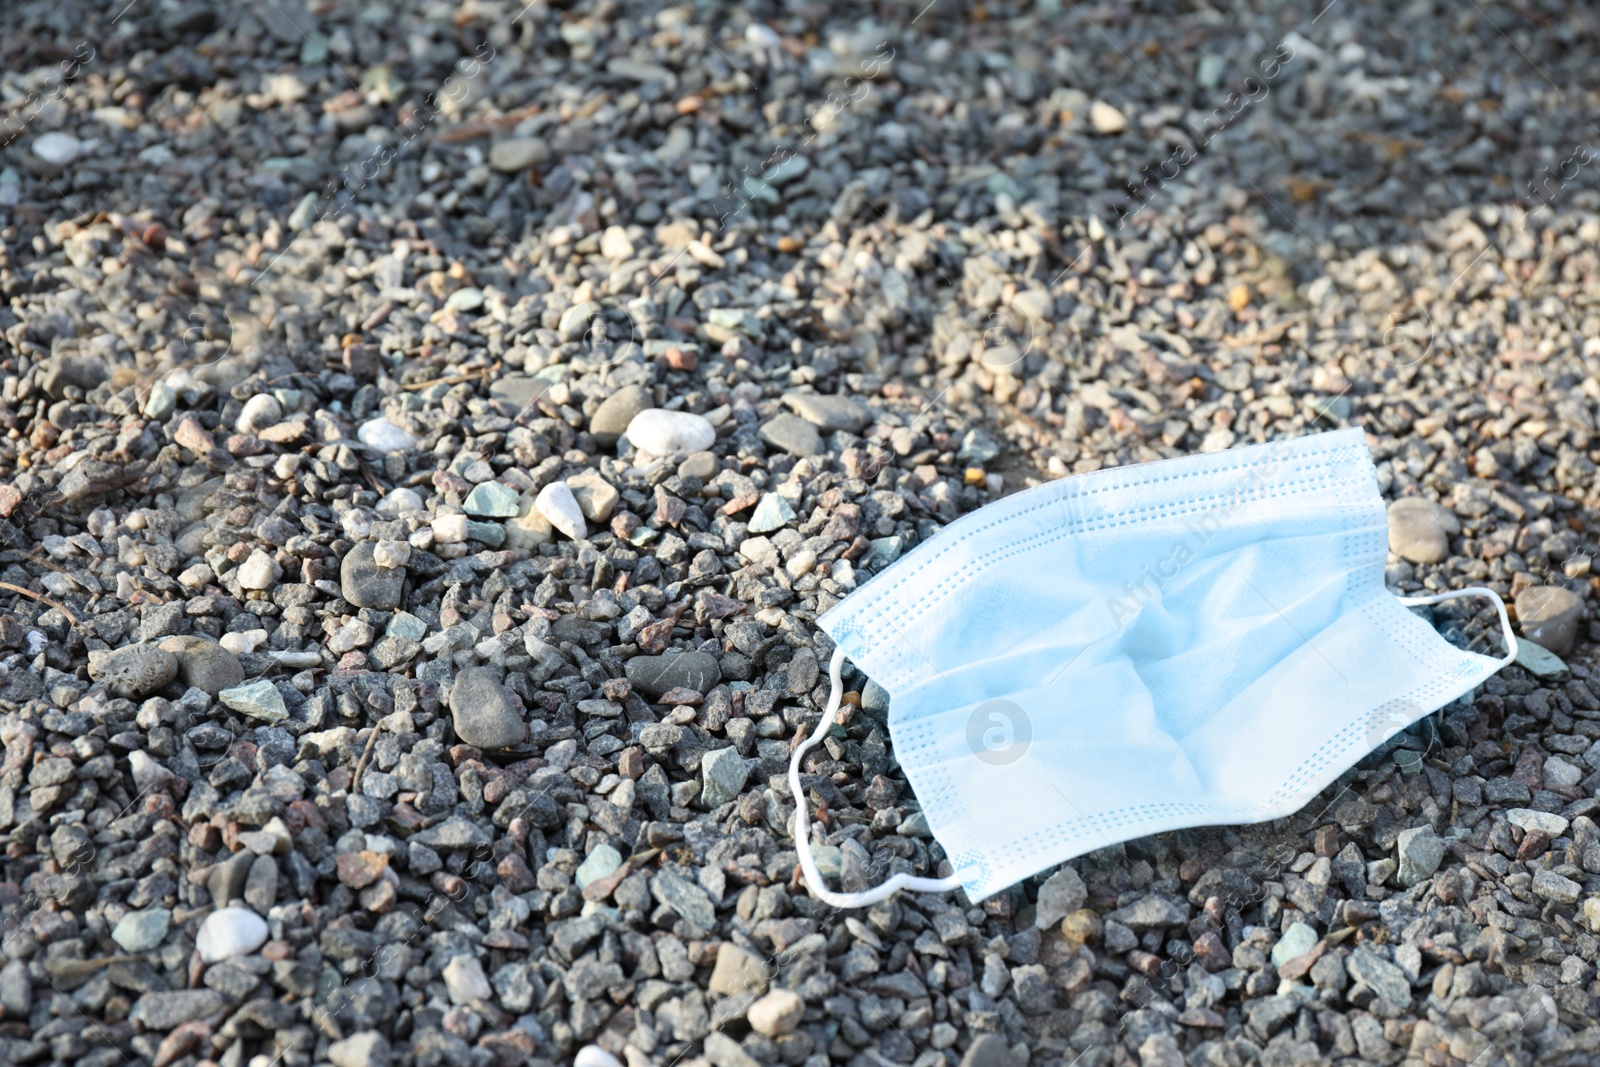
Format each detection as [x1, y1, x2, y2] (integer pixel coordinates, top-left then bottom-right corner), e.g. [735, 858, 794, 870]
[402, 361, 501, 391]
[0, 581, 79, 628]
[351, 722, 383, 794]
[5, 549, 88, 589]
[432, 104, 543, 143]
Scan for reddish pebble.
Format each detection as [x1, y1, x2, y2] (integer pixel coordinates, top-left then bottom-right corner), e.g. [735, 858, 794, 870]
[663, 346, 697, 371]
[336, 850, 389, 889]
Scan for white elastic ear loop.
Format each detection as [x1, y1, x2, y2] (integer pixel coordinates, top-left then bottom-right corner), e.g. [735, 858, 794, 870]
[789, 647, 961, 908]
[1396, 586, 1518, 668]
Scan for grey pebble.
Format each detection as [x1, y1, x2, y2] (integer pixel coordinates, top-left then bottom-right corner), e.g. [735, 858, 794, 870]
[625, 651, 721, 699]
[449, 667, 528, 750]
[341, 541, 406, 610]
[590, 383, 652, 445]
[700, 747, 748, 809]
[132, 989, 225, 1029]
[783, 391, 872, 433]
[1386, 497, 1459, 564]
[759, 413, 825, 457]
[1515, 585, 1584, 656]
[158, 635, 244, 695]
[87, 644, 177, 698]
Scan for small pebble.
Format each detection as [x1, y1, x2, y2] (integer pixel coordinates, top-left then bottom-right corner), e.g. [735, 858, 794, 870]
[1089, 100, 1127, 133]
[1515, 585, 1584, 656]
[196, 906, 269, 963]
[489, 137, 550, 172]
[625, 408, 716, 455]
[112, 908, 171, 953]
[748, 989, 805, 1036]
[535, 481, 588, 540]
[1387, 497, 1459, 564]
[219, 680, 288, 721]
[33, 131, 90, 165]
[236, 393, 282, 434]
[88, 645, 178, 698]
[357, 417, 417, 452]
[442, 955, 492, 1004]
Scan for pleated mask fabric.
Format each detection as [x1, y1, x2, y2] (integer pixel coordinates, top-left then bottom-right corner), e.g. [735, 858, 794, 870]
[790, 428, 1514, 906]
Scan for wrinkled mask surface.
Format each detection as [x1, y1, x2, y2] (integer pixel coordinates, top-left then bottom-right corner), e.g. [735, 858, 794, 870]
[796, 428, 1514, 905]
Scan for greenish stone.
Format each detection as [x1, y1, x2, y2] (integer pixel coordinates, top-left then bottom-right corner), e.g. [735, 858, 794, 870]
[707, 308, 761, 336]
[445, 287, 485, 312]
[387, 611, 427, 642]
[299, 33, 331, 65]
[1271, 921, 1319, 968]
[576, 844, 622, 890]
[868, 537, 903, 567]
[465, 521, 505, 547]
[219, 680, 288, 721]
[143, 381, 177, 421]
[701, 747, 748, 808]
[764, 155, 809, 185]
[112, 908, 171, 953]
[740, 177, 779, 204]
[747, 493, 795, 534]
[812, 845, 841, 879]
[463, 481, 520, 519]
[1515, 639, 1569, 680]
[360, 64, 406, 104]
[287, 192, 320, 231]
[1396, 825, 1445, 887]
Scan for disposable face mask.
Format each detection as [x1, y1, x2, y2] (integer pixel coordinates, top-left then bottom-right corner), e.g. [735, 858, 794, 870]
[789, 428, 1515, 907]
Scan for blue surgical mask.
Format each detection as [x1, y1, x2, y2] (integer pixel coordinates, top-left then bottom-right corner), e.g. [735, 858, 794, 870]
[790, 428, 1514, 906]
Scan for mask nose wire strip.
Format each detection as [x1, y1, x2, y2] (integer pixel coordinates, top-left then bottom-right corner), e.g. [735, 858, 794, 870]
[789, 646, 962, 908]
[1395, 586, 1518, 668]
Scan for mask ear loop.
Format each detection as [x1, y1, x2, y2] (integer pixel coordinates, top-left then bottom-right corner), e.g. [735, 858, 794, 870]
[1395, 586, 1518, 668]
[789, 647, 962, 908]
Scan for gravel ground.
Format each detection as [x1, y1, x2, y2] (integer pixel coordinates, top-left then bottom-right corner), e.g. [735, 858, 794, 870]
[2, 1, 1600, 1066]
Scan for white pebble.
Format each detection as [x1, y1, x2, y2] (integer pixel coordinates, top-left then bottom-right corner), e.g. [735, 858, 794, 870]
[432, 514, 468, 544]
[378, 487, 424, 514]
[745, 23, 782, 49]
[236, 550, 280, 590]
[357, 417, 417, 452]
[1089, 100, 1127, 134]
[536, 481, 588, 540]
[220, 629, 269, 654]
[443, 955, 492, 1004]
[624, 408, 716, 455]
[196, 906, 269, 963]
[33, 132, 90, 165]
[340, 510, 373, 542]
[236, 394, 283, 435]
[574, 1047, 623, 1067]
[373, 540, 411, 569]
[327, 619, 374, 654]
[600, 225, 635, 260]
